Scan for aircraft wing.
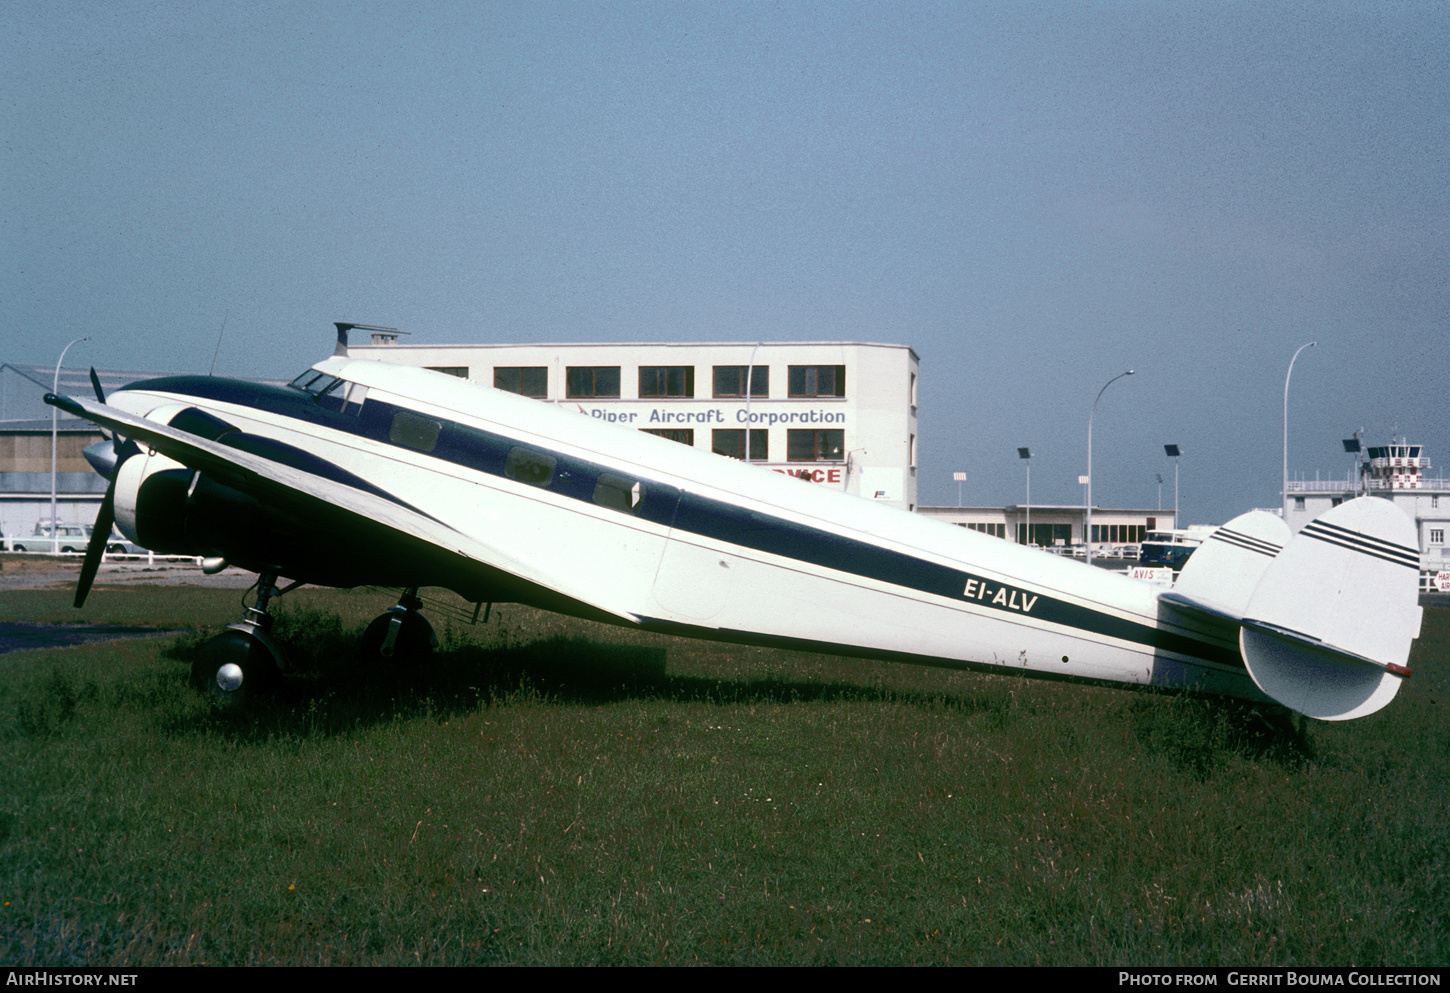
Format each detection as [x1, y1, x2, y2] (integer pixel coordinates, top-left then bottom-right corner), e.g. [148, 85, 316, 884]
[45, 392, 643, 625]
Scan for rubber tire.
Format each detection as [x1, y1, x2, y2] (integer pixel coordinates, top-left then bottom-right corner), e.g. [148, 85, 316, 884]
[360, 611, 435, 666]
[192, 628, 281, 705]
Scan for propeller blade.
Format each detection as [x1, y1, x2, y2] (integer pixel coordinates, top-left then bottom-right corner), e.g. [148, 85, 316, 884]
[88, 367, 125, 454]
[76, 479, 116, 608]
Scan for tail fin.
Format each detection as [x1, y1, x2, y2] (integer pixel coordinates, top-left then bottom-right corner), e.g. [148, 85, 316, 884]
[1165, 510, 1289, 619]
[1240, 497, 1422, 720]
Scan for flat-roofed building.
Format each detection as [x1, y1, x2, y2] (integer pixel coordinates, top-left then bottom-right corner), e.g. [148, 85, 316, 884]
[917, 504, 1178, 558]
[350, 338, 921, 510]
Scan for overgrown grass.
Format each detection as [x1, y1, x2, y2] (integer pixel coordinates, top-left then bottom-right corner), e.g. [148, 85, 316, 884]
[0, 584, 1445, 965]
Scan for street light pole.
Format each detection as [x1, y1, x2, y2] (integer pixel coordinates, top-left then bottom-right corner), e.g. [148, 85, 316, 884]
[1086, 370, 1134, 566]
[1283, 342, 1316, 522]
[1164, 445, 1181, 528]
[1018, 448, 1032, 545]
[50, 337, 89, 549]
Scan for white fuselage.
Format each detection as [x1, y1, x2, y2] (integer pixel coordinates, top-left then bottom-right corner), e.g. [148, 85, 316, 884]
[109, 357, 1262, 701]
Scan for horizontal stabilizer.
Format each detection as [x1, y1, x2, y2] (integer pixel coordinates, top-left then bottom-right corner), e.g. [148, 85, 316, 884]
[1239, 497, 1422, 720]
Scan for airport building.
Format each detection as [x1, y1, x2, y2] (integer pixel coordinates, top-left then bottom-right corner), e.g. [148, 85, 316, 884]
[1286, 441, 1450, 589]
[1, 363, 120, 540]
[916, 504, 1177, 557]
[349, 336, 922, 510]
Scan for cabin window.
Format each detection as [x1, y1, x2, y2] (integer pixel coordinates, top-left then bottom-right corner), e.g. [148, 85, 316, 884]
[504, 447, 556, 487]
[638, 366, 694, 398]
[495, 367, 548, 398]
[712, 429, 767, 461]
[712, 366, 769, 398]
[787, 429, 844, 462]
[641, 428, 694, 446]
[389, 410, 441, 453]
[566, 366, 621, 399]
[788, 365, 846, 398]
[593, 472, 645, 514]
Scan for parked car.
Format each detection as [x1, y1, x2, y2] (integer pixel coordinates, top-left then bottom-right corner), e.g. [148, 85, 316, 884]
[6, 522, 140, 555]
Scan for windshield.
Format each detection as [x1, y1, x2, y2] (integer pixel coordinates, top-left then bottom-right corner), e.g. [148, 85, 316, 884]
[290, 369, 367, 415]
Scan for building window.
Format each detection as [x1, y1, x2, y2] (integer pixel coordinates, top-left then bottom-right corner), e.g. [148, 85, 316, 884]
[494, 367, 547, 398]
[427, 366, 469, 378]
[788, 365, 846, 398]
[965, 523, 1005, 538]
[787, 429, 844, 462]
[1090, 524, 1147, 544]
[712, 429, 767, 461]
[1434, 496, 1440, 509]
[1432, 529, 1445, 544]
[712, 366, 769, 398]
[641, 428, 694, 446]
[566, 366, 621, 399]
[638, 366, 694, 398]
[1331, 497, 1343, 507]
[1019, 523, 1073, 547]
[1294, 497, 1306, 510]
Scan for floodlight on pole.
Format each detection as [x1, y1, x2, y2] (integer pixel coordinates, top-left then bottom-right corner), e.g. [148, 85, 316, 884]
[51, 337, 89, 548]
[1343, 433, 1362, 495]
[1283, 342, 1316, 520]
[1017, 448, 1032, 545]
[1086, 370, 1134, 566]
[1164, 444, 1181, 527]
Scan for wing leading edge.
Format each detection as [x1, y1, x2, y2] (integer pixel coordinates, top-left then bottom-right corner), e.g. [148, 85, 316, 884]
[45, 391, 643, 625]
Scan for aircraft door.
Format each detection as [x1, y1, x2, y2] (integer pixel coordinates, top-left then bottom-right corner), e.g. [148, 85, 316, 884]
[650, 491, 743, 623]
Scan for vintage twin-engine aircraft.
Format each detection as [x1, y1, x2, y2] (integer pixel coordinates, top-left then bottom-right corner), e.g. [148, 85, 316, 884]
[46, 325, 1423, 720]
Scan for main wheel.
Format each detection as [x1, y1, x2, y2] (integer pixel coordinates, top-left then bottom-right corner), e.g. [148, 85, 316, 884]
[193, 627, 282, 705]
[360, 609, 436, 666]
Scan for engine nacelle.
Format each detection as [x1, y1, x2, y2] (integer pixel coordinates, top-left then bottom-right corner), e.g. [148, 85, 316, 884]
[106, 401, 478, 590]
[110, 405, 310, 571]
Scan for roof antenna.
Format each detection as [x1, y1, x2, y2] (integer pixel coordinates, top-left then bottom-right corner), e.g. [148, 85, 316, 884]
[208, 310, 229, 376]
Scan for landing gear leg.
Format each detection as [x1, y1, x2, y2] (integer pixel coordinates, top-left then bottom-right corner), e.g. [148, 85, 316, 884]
[193, 572, 286, 704]
[360, 587, 437, 666]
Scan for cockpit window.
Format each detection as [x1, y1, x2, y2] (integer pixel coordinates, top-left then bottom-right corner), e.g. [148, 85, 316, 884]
[289, 370, 327, 392]
[290, 370, 364, 413]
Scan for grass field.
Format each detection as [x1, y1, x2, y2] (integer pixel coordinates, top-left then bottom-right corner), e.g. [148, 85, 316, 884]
[1, 576, 1445, 966]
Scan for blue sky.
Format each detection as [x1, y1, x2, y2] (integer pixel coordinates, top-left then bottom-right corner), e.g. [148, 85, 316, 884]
[4, 1, 1447, 523]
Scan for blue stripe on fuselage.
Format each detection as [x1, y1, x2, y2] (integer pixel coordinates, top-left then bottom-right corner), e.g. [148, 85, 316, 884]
[123, 375, 1241, 668]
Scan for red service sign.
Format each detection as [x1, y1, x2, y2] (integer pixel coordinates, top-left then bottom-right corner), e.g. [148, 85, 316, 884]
[773, 467, 842, 484]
